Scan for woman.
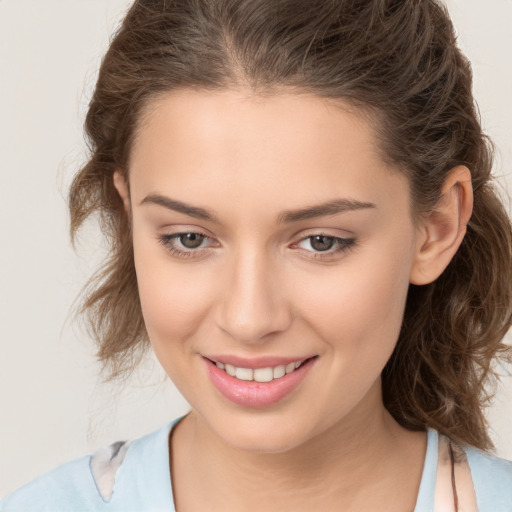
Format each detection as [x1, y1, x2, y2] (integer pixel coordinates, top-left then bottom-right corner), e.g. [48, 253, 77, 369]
[2, 0, 511, 511]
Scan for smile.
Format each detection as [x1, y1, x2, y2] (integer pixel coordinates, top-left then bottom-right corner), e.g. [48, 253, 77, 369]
[214, 360, 305, 383]
[204, 356, 317, 408]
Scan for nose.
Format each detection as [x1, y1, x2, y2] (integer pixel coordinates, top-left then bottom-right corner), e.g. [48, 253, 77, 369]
[215, 248, 292, 344]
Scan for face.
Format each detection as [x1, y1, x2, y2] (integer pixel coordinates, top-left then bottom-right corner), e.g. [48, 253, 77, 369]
[122, 89, 420, 453]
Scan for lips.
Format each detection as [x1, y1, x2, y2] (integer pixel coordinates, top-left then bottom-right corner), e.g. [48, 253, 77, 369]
[204, 355, 317, 408]
[213, 359, 305, 382]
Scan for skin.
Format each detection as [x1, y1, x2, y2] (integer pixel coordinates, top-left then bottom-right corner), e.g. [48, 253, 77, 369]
[114, 89, 473, 511]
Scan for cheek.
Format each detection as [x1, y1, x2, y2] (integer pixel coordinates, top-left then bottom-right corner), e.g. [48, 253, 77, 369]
[132, 240, 214, 355]
[294, 238, 413, 359]
[288, 239, 414, 424]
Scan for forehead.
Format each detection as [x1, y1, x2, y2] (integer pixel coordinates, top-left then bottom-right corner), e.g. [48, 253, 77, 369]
[128, 89, 406, 215]
[132, 88, 380, 164]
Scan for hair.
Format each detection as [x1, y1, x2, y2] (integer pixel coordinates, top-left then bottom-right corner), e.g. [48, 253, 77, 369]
[69, 0, 512, 450]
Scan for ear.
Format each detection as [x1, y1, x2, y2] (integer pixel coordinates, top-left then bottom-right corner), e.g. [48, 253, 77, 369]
[409, 166, 473, 285]
[113, 170, 131, 214]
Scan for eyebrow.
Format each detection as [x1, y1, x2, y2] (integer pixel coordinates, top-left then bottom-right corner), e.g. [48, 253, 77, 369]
[141, 194, 220, 222]
[277, 198, 376, 223]
[141, 193, 375, 224]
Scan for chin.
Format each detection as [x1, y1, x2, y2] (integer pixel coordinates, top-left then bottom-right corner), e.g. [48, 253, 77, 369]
[222, 428, 310, 454]
[201, 406, 325, 455]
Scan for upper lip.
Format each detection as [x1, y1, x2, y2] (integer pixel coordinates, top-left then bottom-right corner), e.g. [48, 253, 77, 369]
[203, 355, 316, 369]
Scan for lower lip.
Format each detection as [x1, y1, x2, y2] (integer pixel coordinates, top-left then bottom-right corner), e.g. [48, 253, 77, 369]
[204, 357, 316, 408]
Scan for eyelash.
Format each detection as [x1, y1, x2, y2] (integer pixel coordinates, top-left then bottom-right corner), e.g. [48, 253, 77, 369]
[159, 232, 214, 260]
[294, 233, 356, 260]
[158, 232, 356, 261]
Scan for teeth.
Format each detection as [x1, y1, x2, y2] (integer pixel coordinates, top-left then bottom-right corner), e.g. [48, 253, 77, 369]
[285, 362, 296, 374]
[215, 360, 305, 382]
[273, 365, 286, 379]
[235, 367, 253, 381]
[254, 368, 273, 383]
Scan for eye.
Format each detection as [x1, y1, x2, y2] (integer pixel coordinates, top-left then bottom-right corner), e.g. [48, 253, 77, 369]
[306, 235, 336, 252]
[159, 231, 216, 259]
[176, 232, 206, 249]
[295, 234, 355, 259]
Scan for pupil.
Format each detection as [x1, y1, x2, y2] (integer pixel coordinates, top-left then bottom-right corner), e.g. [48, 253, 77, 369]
[180, 233, 204, 249]
[311, 236, 334, 251]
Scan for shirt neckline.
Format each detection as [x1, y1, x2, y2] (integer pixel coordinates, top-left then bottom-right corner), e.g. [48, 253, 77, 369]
[135, 419, 437, 511]
[413, 428, 438, 511]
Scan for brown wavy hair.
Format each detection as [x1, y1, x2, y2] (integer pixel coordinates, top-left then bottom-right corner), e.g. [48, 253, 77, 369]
[69, 0, 512, 450]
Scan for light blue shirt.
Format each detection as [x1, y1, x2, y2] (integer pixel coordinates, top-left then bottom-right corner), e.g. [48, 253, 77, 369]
[2, 419, 511, 511]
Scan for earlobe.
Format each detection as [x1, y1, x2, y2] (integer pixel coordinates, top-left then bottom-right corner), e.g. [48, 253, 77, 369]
[410, 166, 473, 285]
[113, 170, 131, 214]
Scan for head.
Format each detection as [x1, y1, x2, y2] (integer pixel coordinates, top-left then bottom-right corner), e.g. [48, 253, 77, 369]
[70, 0, 512, 450]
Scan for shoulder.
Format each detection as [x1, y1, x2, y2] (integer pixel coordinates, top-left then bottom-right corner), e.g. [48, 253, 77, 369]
[463, 444, 512, 512]
[0, 421, 178, 512]
[0, 454, 99, 512]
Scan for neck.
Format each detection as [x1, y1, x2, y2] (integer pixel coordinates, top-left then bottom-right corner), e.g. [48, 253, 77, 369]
[170, 383, 426, 512]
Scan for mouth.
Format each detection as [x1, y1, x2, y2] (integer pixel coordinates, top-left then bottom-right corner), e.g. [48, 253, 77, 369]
[203, 355, 318, 408]
[209, 358, 309, 383]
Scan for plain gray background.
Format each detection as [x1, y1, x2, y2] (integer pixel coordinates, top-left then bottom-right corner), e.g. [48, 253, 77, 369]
[1, 0, 511, 498]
